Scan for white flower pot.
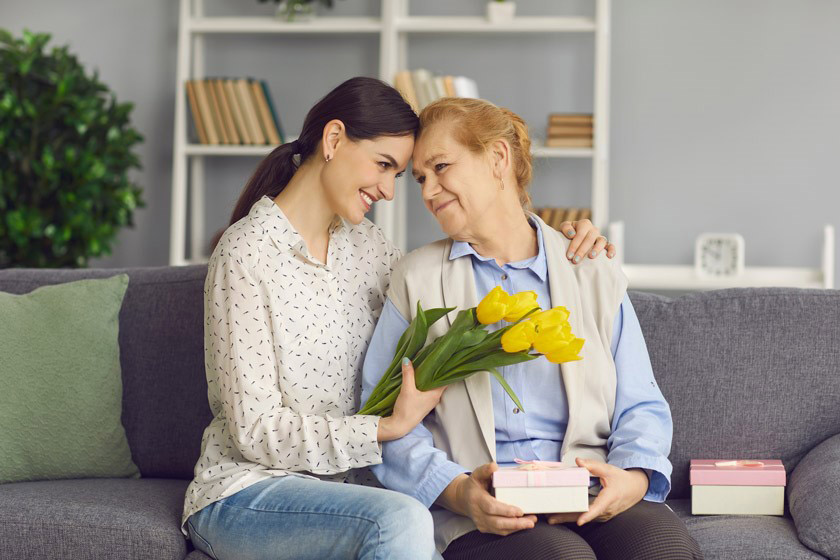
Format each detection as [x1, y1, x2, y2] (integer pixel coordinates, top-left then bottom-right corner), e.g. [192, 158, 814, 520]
[486, 2, 517, 23]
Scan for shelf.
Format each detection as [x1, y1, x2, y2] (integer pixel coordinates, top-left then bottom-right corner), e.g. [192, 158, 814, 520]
[184, 141, 592, 159]
[189, 16, 382, 34]
[622, 264, 826, 291]
[184, 144, 276, 156]
[395, 16, 596, 33]
[531, 143, 594, 158]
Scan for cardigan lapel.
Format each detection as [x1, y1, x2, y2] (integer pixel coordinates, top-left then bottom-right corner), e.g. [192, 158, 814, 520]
[533, 214, 587, 464]
[440, 239, 497, 461]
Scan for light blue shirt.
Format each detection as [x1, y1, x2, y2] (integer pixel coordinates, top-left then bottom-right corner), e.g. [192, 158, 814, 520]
[361, 220, 673, 508]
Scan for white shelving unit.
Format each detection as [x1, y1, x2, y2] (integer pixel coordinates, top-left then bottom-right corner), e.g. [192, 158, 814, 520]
[608, 222, 835, 290]
[170, 0, 612, 265]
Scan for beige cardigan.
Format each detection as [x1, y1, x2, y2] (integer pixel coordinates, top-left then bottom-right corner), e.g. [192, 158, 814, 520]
[386, 214, 629, 552]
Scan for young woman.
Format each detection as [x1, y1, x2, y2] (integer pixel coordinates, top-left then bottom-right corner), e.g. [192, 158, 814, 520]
[181, 77, 616, 560]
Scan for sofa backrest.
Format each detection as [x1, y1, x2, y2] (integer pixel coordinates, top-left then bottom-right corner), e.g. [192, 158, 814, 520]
[3, 267, 839, 499]
[0, 265, 211, 479]
[630, 288, 840, 499]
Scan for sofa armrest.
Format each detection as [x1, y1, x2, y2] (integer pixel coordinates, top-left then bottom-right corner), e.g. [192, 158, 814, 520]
[788, 433, 840, 560]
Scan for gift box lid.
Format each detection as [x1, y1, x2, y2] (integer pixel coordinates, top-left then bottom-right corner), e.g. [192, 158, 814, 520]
[690, 459, 786, 486]
[492, 459, 590, 488]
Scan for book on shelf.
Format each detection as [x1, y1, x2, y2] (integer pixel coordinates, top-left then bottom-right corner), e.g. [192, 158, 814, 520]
[545, 137, 593, 148]
[213, 79, 240, 145]
[549, 113, 593, 125]
[185, 81, 209, 145]
[535, 207, 592, 230]
[235, 78, 265, 145]
[185, 78, 286, 146]
[547, 124, 593, 137]
[206, 80, 231, 144]
[224, 79, 251, 144]
[250, 79, 282, 145]
[393, 69, 479, 112]
[192, 80, 219, 145]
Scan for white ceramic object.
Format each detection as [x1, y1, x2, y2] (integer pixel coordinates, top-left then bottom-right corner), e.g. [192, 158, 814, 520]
[486, 1, 516, 23]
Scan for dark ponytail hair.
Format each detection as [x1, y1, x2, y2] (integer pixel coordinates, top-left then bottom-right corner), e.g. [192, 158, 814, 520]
[211, 76, 418, 251]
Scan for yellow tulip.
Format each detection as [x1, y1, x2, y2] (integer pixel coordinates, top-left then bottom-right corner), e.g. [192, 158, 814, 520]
[545, 337, 585, 364]
[476, 286, 510, 324]
[534, 323, 576, 354]
[501, 320, 537, 353]
[531, 307, 571, 330]
[503, 290, 540, 322]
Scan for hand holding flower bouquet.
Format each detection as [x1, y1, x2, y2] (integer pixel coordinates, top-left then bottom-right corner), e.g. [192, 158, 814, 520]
[359, 287, 585, 417]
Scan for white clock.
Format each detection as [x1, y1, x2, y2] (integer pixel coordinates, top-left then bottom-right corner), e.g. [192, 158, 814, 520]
[695, 233, 745, 277]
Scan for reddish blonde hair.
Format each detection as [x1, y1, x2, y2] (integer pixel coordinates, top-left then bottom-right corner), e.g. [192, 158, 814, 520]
[419, 97, 533, 208]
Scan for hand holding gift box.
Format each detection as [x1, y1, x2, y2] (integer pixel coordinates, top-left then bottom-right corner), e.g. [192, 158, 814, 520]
[492, 459, 590, 514]
[690, 459, 786, 515]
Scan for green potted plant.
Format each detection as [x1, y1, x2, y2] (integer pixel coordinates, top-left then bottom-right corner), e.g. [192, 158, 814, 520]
[0, 29, 144, 268]
[257, 0, 344, 22]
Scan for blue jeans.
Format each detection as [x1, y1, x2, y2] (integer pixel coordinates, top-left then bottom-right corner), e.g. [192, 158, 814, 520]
[186, 475, 438, 560]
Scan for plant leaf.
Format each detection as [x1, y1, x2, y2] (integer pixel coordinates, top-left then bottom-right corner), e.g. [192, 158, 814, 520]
[488, 368, 525, 413]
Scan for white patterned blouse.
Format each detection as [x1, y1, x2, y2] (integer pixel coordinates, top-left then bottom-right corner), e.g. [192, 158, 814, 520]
[180, 195, 400, 537]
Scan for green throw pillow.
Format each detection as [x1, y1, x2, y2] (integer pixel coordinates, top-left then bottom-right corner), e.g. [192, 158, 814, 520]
[0, 274, 140, 483]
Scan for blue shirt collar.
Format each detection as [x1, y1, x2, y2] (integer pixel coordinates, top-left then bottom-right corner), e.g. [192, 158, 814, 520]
[449, 213, 547, 282]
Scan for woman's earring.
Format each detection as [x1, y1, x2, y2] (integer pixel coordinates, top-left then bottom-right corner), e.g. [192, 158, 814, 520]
[499, 178, 505, 190]
[325, 154, 332, 163]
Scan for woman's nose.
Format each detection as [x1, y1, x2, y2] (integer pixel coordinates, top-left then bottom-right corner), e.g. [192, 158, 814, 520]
[421, 177, 441, 202]
[379, 179, 395, 202]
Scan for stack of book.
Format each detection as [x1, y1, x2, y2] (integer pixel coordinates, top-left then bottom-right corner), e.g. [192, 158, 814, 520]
[393, 70, 479, 112]
[185, 78, 285, 145]
[535, 207, 592, 230]
[545, 114, 593, 148]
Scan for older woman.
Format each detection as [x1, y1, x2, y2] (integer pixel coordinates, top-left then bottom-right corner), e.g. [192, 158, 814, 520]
[361, 98, 703, 560]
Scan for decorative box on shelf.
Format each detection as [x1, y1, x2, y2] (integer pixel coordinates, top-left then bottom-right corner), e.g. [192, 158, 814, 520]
[492, 459, 590, 514]
[690, 459, 786, 516]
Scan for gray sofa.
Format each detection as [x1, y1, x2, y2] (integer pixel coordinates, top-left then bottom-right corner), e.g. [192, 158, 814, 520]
[0, 265, 838, 560]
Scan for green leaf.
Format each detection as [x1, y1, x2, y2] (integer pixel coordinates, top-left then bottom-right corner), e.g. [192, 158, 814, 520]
[488, 368, 525, 413]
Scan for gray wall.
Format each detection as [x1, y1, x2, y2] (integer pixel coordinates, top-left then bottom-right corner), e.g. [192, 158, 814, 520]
[2, 0, 838, 282]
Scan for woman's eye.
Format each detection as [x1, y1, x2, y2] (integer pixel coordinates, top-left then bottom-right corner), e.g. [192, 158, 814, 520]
[435, 163, 448, 172]
[415, 176, 425, 185]
[378, 161, 391, 170]
[396, 171, 404, 179]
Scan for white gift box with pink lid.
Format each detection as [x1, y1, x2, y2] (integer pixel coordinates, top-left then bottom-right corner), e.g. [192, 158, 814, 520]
[492, 459, 591, 514]
[690, 459, 786, 516]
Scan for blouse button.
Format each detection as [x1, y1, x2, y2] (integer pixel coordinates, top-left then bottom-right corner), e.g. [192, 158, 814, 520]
[501, 273, 508, 281]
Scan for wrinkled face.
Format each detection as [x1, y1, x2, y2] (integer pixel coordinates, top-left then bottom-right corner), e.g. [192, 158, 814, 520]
[411, 123, 500, 240]
[321, 134, 414, 225]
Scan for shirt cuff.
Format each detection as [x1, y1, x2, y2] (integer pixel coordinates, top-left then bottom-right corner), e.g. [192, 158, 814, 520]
[346, 414, 383, 467]
[608, 456, 672, 503]
[414, 460, 470, 508]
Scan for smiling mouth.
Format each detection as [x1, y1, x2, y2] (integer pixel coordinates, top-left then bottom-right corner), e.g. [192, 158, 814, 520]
[360, 191, 374, 212]
[435, 200, 455, 214]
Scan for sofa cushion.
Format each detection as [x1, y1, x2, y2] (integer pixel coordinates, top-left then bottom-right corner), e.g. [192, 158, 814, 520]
[788, 433, 840, 559]
[0, 478, 189, 560]
[0, 274, 139, 483]
[666, 499, 826, 560]
[0, 266, 212, 479]
[630, 288, 840, 500]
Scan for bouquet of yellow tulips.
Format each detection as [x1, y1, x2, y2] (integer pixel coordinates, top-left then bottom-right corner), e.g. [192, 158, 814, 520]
[359, 287, 585, 417]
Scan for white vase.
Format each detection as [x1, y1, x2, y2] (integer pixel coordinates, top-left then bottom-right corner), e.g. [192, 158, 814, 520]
[486, 1, 516, 23]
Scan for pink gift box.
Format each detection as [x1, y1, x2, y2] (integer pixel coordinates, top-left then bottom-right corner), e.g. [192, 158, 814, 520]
[690, 459, 786, 486]
[493, 460, 590, 488]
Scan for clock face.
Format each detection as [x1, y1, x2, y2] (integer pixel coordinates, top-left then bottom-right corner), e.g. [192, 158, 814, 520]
[696, 235, 744, 276]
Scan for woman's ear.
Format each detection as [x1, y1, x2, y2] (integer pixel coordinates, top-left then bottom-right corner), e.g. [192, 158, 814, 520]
[321, 119, 346, 161]
[489, 138, 512, 179]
